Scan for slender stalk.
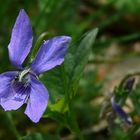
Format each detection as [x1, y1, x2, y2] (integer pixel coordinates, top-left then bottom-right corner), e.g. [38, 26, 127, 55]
[30, 32, 50, 62]
[60, 64, 69, 112]
[6, 112, 21, 140]
[119, 72, 140, 89]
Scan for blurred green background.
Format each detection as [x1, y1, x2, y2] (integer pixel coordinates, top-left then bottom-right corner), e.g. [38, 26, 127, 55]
[1, 0, 140, 140]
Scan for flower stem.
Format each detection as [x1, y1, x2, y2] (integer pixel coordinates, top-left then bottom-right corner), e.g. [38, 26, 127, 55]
[115, 72, 140, 106]
[119, 72, 140, 90]
[6, 112, 21, 140]
[30, 32, 50, 62]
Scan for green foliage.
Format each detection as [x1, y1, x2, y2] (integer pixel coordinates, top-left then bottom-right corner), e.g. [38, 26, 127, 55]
[41, 28, 98, 111]
[130, 81, 140, 114]
[0, 0, 140, 140]
[114, 0, 140, 13]
[23, 133, 60, 140]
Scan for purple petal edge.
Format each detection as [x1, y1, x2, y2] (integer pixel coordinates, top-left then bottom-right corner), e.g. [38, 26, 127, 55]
[111, 96, 132, 125]
[1, 93, 29, 111]
[0, 71, 17, 99]
[8, 9, 33, 68]
[31, 36, 71, 75]
[24, 77, 49, 123]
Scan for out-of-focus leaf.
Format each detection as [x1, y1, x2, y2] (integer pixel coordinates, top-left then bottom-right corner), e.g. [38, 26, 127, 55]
[22, 133, 60, 140]
[114, 0, 140, 13]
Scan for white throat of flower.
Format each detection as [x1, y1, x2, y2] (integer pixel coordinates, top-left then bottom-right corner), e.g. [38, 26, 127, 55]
[19, 68, 30, 82]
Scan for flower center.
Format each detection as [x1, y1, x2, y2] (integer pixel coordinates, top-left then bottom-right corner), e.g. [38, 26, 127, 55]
[12, 69, 31, 94]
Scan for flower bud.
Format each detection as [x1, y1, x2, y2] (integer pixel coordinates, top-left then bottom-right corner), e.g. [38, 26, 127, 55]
[111, 96, 132, 125]
[123, 77, 135, 93]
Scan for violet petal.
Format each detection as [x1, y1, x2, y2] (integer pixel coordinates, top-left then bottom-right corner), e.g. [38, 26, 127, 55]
[8, 9, 33, 68]
[1, 93, 29, 111]
[0, 71, 17, 99]
[111, 97, 132, 125]
[0, 71, 28, 111]
[31, 36, 71, 75]
[24, 77, 49, 123]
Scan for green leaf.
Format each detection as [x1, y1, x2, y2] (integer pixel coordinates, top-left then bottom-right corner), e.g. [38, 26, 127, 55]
[41, 66, 66, 104]
[41, 28, 98, 114]
[64, 28, 99, 98]
[22, 133, 60, 140]
[44, 108, 67, 126]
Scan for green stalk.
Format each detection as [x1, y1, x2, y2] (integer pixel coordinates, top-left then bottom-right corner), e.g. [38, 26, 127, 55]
[6, 112, 21, 140]
[30, 32, 50, 62]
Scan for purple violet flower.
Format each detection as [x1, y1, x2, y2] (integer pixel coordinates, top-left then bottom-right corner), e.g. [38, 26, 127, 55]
[111, 96, 132, 125]
[0, 9, 71, 123]
[123, 77, 135, 93]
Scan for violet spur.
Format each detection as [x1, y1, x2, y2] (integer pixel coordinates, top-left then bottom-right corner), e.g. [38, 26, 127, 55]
[0, 9, 71, 123]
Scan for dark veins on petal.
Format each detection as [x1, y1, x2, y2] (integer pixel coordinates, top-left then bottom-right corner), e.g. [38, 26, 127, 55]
[12, 73, 31, 97]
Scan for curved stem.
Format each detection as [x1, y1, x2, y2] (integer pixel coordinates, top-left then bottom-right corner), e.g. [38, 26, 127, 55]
[30, 32, 50, 62]
[119, 72, 140, 90]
